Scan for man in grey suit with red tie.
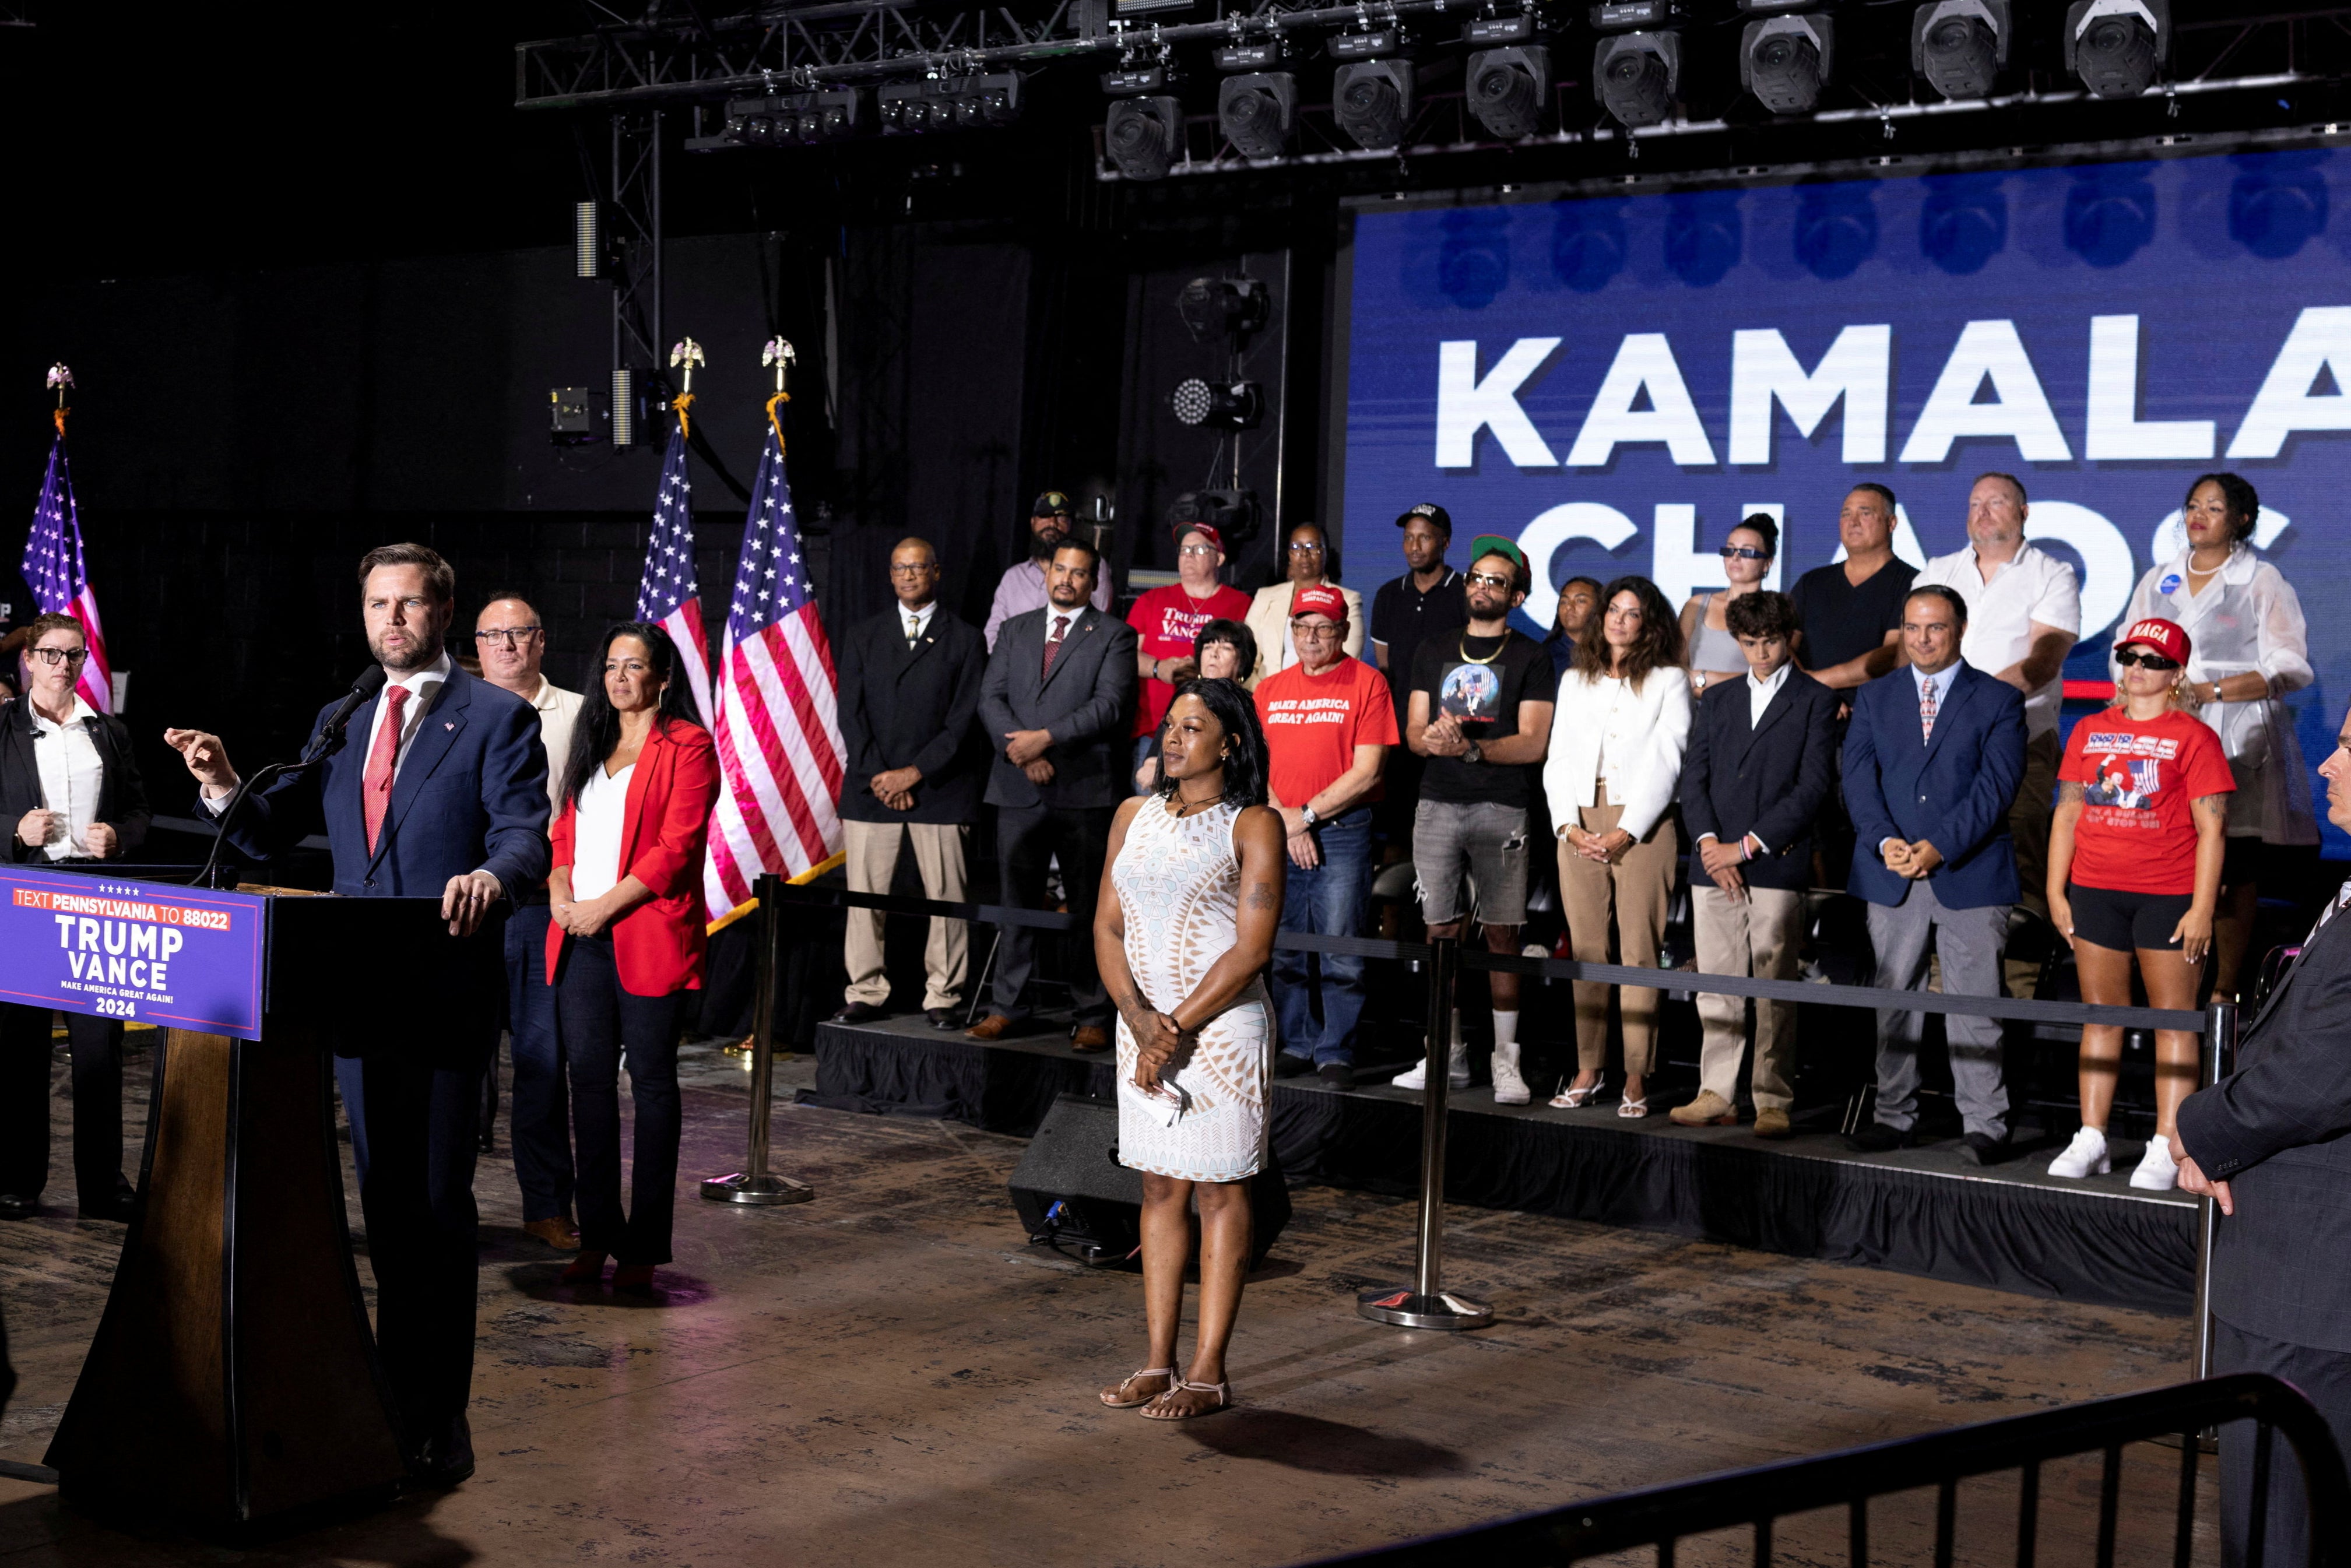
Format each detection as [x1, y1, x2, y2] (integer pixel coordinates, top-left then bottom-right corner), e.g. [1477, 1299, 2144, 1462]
[968, 539, 1136, 1050]
[167, 542, 548, 1489]
[2176, 702, 2351, 1567]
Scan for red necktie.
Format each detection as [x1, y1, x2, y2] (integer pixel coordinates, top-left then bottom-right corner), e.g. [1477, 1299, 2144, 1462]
[363, 685, 411, 854]
[1041, 614, 1069, 678]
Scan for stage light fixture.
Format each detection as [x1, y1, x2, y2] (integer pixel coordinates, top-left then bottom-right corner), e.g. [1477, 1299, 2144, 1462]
[574, 202, 602, 279]
[1738, 12, 1833, 115]
[1466, 46, 1551, 139]
[1177, 277, 1270, 341]
[1169, 488, 1263, 545]
[715, 90, 866, 147]
[955, 72, 1025, 125]
[1218, 72, 1296, 158]
[1911, 0, 2008, 100]
[1332, 59, 1415, 150]
[1592, 30, 1680, 127]
[1105, 96, 1184, 180]
[2065, 0, 2166, 98]
[1171, 377, 1263, 430]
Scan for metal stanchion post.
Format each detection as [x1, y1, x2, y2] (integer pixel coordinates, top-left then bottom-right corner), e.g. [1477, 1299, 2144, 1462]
[1358, 936, 1492, 1330]
[2193, 997, 2237, 1379]
[701, 874, 815, 1206]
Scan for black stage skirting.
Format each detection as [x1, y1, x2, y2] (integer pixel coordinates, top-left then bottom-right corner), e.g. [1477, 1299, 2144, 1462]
[799, 1015, 2198, 1316]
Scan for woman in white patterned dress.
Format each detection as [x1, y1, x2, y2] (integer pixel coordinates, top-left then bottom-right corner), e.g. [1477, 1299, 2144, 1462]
[1093, 677, 1284, 1421]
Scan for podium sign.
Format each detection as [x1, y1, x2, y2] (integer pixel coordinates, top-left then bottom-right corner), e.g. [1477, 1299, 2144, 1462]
[0, 867, 266, 1039]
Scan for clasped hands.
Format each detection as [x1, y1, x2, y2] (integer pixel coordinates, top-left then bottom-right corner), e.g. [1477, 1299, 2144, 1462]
[869, 766, 920, 813]
[1420, 712, 1471, 758]
[1879, 838, 1945, 880]
[1125, 1006, 1194, 1092]
[1004, 729, 1054, 787]
[1698, 834, 1755, 901]
[16, 808, 117, 858]
[1562, 824, 1634, 865]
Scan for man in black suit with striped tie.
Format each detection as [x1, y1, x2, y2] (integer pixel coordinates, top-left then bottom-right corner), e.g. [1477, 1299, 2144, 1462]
[2176, 701, 2351, 1566]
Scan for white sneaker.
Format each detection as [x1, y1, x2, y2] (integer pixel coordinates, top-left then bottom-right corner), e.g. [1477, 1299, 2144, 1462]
[1390, 1042, 1471, 1092]
[2130, 1137, 2180, 1191]
[1445, 1039, 1470, 1089]
[1391, 1057, 1430, 1091]
[1491, 1043, 1531, 1106]
[2048, 1126, 2110, 1179]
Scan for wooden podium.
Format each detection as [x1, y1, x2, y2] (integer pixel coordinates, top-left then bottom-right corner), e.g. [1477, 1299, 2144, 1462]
[44, 892, 496, 1534]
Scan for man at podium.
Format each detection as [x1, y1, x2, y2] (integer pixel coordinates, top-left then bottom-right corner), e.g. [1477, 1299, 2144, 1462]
[165, 542, 549, 1488]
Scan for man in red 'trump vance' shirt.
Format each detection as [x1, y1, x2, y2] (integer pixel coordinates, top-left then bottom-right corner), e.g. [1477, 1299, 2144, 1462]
[1128, 521, 1253, 786]
[2047, 615, 2234, 1193]
[1252, 585, 1396, 1088]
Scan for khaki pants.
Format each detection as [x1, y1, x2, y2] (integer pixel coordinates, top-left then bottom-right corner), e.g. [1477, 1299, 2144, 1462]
[1691, 884, 1805, 1110]
[1558, 802, 1679, 1076]
[842, 819, 969, 1011]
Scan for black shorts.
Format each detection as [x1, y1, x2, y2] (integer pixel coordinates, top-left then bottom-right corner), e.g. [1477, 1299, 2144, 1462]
[2067, 883, 2195, 952]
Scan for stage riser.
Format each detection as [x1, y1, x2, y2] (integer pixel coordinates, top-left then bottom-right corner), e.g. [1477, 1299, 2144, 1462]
[804, 1022, 2196, 1316]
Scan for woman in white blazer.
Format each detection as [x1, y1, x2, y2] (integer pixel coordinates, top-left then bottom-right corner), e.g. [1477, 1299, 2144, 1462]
[2118, 472, 2318, 1000]
[1243, 521, 1365, 684]
[1542, 575, 1692, 1117]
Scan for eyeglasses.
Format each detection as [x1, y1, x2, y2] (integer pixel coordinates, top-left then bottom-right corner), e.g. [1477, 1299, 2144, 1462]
[2114, 648, 2181, 672]
[1466, 571, 1513, 589]
[476, 627, 543, 648]
[1286, 540, 1326, 554]
[1178, 544, 1220, 558]
[887, 562, 939, 576]
[1718, 545, 1772, 561]
[29, 646, 89, 666]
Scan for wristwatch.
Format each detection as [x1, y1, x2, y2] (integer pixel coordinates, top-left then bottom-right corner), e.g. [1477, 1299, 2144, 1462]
[1300, 804, 1320, 829]
[1463, 741, 1484, 765]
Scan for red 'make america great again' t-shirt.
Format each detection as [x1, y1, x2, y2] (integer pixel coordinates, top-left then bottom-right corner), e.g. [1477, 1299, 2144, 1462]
[1253, 657, 1399, 811]
[2058, 706, 2235, 895]
[1129, 582, 1254, 737]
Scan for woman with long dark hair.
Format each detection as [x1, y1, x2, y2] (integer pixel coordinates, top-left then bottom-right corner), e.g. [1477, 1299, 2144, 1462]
[1094, 677, 1284, 1419]
[1542, 576, 1692, 1116]
[546, 622, 721, 1292]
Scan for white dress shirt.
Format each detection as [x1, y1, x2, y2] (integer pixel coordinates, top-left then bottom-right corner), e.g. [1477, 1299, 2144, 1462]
[570, 761, 634, 901]
[526, 677, 586, 812]
[900, 600, 939, 644]
[1746, 662, 1791, 729]
[1914, 543, 2080, 737]
[361, 651, 454, 777]
[1910, 660, 1959, 723]
[28, 697, 105, 860]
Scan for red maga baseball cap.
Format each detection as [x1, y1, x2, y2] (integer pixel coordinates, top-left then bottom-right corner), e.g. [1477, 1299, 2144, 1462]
[1173, 521, 1224, 553]
[1290, 584, 1345, 621]
[2115, 617, 2191, 665]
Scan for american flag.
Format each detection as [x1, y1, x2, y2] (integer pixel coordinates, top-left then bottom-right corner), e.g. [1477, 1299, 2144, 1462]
[703, 414, 844, 919]
[632, 422, 716, 737]
[22, 433, 112, 713]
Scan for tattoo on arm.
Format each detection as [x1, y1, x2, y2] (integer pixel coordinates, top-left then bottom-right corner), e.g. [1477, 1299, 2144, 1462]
[2195, 793, 2230, 827]
[2058, 781, 2087, 805]
[1246, 884, 1278, 910]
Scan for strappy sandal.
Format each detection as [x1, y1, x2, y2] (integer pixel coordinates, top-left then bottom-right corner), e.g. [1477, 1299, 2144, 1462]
[1617, 1096, 1650, 1119]
[1139, 1379, 1232, 1420]
[1100, 1368, 1176, 1408]
[1549, 1080, 1605, 1109]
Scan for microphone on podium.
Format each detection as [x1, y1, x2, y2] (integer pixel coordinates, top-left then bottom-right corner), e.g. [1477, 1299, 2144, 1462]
[199, 665, 391, 889]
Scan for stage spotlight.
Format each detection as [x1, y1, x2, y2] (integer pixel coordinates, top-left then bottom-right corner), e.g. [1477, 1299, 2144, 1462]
[1218, 72, 1296, 159]
[1169, 488, 1263, 546]
[1467, 46, 1551, 139]
[1592, 31, 1681, 128]
[574, 202, 602, 279]
[877, 82, 928, 133]
[1176, 277, 1270, 340]
[1171, 378, 1263, 430]
[954, 72, 1025, 126]
[1332, 59, 1415, 150]
[1739, 13, 1833, 115]
[2064, 0, 2166, 99]
[1911, 0, 2008, 100]
[1105, 96, 1184, 180]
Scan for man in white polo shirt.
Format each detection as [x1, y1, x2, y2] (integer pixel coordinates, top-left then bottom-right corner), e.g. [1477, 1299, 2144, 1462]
[1914, 473, 2079, 925]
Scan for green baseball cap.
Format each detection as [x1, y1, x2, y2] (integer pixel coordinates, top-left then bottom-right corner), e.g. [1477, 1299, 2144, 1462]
[1467, 534, 1526, 573]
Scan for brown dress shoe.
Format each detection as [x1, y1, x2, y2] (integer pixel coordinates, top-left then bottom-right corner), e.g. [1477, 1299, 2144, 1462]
[524, 1217, 581, 1251]
[1070, 1024, 1112, 1053]
[967, 1014, 1017, 1040]
[1753, 1107, 1793, 1139]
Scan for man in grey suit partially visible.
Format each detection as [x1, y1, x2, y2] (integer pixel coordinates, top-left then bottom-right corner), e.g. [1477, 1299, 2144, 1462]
[968, 539, 1137, 1052]
[2176, 699, 2351, 1568]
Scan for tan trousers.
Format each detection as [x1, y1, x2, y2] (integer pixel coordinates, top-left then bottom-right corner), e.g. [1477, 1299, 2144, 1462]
[1691, 884, 1804, 1110]
[842, 819, 969, 1010]
[1559, 802, 1679, 1075]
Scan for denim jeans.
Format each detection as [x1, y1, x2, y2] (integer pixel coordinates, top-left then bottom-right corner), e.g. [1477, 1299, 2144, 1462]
[1272, 807, 1375, 1067]
[503, 902, 573, 1223]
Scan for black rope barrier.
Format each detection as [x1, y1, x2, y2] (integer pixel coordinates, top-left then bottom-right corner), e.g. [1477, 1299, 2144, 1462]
[773, 883, 2209, 1033]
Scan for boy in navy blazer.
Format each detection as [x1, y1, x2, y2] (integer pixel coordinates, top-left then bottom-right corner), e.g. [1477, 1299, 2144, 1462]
[167, 543, 548, 1488]
[1841, 583, 2026, 1162]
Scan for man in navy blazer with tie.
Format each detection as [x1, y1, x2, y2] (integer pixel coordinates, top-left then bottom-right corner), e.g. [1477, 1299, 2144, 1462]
[167, 543, 548, 1488]
[1842, 583, 2026, 1162]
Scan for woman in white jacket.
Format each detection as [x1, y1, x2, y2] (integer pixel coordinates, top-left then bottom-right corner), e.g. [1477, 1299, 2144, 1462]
[1542, 575, 1693, 1116]
[2118, 472, 2318, 1000]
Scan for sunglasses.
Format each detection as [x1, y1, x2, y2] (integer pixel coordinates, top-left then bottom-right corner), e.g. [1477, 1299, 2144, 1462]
[1466, 571, 1514, 590]
[2114, 648, 2181, 672]
[1718, 545, 1772, 561]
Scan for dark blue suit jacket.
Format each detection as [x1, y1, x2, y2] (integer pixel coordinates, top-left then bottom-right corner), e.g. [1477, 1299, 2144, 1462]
[1841, 661, 2025, 911]
[215, 665, 550, 898]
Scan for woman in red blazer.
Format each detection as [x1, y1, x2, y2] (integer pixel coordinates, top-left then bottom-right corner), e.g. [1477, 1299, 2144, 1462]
[546, 622, 722, 1291]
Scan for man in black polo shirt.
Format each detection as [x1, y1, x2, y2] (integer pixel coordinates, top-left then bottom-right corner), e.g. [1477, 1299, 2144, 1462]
[1369, 503, 1469, 858]
[1788, 483, 1915, 695]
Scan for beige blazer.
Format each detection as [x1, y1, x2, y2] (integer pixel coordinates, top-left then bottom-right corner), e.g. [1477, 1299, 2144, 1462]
[1243, 579, 1366, 685]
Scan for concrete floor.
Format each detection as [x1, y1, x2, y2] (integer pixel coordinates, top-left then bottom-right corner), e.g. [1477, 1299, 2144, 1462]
[0, 1029, 2214, 1566]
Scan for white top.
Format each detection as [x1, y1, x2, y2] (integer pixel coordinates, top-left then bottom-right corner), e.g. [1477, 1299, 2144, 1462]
[28, 696, 104, 860]
[1543, 665, 1692, 842]
[1914, 543, 2081, 737]
[570, 762, 634, 901]
[1746, 662, 1790, 729]
[526, 677, 585, 813]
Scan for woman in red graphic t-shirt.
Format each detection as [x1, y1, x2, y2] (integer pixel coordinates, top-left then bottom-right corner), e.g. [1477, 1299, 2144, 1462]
[2045, 617, 2233, 1193]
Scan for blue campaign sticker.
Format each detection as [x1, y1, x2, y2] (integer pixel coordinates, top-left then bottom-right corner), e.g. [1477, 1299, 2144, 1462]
[2159, 574, 2184, 595]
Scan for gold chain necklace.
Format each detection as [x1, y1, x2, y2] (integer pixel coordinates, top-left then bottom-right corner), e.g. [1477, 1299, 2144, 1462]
[1457, 630, 1507, 666]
